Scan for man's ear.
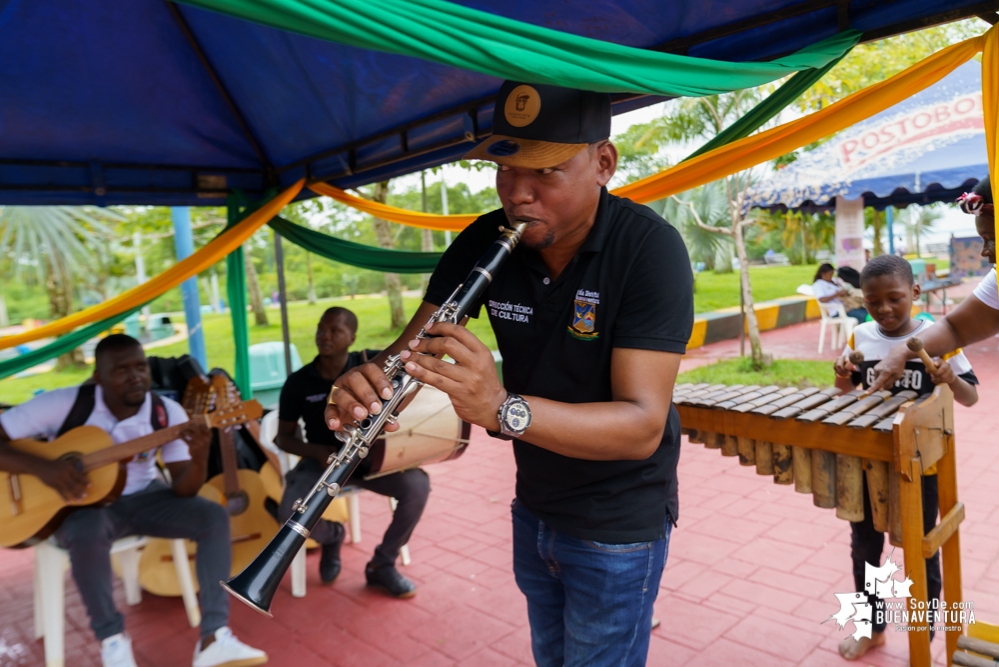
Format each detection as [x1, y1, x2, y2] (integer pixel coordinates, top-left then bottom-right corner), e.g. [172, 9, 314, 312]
[912, 283, 922, 299]
[596, 141, 618, 187]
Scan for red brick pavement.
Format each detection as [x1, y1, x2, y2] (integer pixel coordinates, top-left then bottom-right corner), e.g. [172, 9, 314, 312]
[1, 321, 996, 666]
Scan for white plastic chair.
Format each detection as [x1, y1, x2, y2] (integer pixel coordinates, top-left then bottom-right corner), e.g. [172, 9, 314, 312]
[33, 535, 199, 667]
[257, 411, 309, 597]
[817, 301, 858, 353]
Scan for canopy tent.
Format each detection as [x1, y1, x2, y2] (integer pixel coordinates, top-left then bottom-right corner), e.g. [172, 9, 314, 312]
[750, 61, 988, 210]
[0, 0, 994, 206]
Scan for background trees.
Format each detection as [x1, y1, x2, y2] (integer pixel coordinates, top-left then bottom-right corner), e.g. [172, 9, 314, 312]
[0, 206, 122, 367]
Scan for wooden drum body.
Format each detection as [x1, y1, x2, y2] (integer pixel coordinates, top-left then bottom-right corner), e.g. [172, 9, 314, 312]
[365, 385, 471, 479]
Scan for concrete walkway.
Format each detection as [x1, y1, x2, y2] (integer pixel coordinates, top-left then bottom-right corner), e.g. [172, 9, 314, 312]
[0, 320, 995, 666]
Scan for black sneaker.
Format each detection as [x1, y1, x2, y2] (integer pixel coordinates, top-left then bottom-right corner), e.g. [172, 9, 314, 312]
[319, 523, 345, 585]
[365, 564, 417, 599]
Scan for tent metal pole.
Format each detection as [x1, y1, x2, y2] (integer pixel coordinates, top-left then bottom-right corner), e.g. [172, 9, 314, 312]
[165, 1, 270, 170]
[273, 231, 293, 377]
[171, 207, 208, 372]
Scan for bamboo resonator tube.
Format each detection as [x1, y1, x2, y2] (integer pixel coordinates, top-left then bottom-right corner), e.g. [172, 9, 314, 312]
[672, 381, 921, 527]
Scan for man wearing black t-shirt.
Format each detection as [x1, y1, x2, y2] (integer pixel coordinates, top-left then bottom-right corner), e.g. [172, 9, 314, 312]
[276, 307, 429, 598]
[324, 82, 693, 666]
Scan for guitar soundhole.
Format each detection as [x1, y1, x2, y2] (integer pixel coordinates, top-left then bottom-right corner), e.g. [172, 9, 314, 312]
[225, 490, 250, 516]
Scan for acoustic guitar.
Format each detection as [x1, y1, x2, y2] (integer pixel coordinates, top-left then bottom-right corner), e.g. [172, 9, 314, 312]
[1, 400, 261, 549]
[138, 373, 279, 596]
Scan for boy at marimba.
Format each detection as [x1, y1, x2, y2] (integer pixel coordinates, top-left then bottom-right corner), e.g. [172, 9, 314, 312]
[834, 254, 978, 661]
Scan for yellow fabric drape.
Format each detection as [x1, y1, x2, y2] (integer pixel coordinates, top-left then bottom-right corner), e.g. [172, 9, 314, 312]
[313, 29, 991, 229]
[615, 33, 986, 203]
[309, 181, 477, 231]
[0, 180, 305, 351]
[983, 26, 999, 303]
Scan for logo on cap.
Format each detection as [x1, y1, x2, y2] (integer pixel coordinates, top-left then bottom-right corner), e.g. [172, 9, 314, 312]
[486, 139, 521, 157]
[504, 85, 541, 128]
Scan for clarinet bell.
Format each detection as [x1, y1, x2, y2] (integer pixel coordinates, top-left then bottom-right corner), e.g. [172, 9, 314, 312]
[220, 524, 308, 617]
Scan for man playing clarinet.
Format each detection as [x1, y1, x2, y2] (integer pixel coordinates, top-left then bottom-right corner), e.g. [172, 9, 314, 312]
[324, 81, 693, 667]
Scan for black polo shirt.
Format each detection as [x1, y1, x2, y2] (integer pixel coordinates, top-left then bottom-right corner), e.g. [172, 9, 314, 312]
[425, 187, 693, 543]
[278, 351, 381, 471]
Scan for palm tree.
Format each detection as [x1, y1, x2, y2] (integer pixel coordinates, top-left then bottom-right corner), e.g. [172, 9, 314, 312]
[0, 206, 121, 367]
[662, 182, 731, 270]
[901, 204, 942, 257]
[618, 91, 775, 368]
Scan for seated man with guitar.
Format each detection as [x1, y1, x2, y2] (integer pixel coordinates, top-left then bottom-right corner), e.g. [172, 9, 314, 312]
[0, 335, 267, 667]
[276, 307, 429, 598]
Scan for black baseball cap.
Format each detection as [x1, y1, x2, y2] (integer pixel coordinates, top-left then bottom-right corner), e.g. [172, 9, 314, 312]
[465, 80, 612, 168]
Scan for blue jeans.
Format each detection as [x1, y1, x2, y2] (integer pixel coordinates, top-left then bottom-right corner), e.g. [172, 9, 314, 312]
[511, 499, 671, 667]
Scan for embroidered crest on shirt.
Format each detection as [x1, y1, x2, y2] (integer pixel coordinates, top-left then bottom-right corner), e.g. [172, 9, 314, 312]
[568, 290, 600, 340]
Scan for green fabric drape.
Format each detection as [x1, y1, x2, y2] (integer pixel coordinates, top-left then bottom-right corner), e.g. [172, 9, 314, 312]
[226, 196, 252, 399]
[684, 49, 853, 160]
[181, 0, 859, 98]
[0, 307, 141, 382]
[269, 216, 443, 273]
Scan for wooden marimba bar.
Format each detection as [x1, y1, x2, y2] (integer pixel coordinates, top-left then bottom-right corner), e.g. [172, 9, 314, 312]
[672, 382, 967, 667]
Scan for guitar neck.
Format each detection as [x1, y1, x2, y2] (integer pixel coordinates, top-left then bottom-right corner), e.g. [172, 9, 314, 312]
[219, 428, 242, 496]
[80, 415, 210, 471]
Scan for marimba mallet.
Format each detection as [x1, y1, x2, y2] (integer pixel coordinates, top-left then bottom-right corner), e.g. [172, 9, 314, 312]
[849, 350, 865, 366]
[907, 336, 938, 373]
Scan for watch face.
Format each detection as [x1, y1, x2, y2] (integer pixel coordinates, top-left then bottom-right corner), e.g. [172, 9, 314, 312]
[504, 401, 530, 431]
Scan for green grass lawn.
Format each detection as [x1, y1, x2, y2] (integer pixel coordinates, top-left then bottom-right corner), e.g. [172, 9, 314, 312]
[692, 264, 820, 313]
[677, 358, 834, 388]
[151, 295, 498, 368]
[0, 367, 96, 405]
[0, 295, 497, 405]
[0, 264, 841, 404]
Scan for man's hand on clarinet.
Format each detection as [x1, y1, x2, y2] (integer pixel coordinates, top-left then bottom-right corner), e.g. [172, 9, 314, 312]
[401, 321, 507, 431]
[324, 363, 401, 433]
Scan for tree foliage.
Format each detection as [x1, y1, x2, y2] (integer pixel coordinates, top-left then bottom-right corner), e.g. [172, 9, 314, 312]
[795, 20, 987, 114]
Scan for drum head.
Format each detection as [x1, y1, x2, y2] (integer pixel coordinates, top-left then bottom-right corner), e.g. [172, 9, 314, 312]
[367, 385, 469, 477]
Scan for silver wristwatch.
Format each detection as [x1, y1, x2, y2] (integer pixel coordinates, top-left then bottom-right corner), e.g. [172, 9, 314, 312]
[497, 393, 532, 439]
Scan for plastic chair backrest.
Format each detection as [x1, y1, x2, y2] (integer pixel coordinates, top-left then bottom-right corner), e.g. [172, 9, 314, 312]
[817, 300, 844, 320]
[257, 411, 295, 475]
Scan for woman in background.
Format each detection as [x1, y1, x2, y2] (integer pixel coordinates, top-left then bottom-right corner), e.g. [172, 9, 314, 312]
[813, 263, 868, 321]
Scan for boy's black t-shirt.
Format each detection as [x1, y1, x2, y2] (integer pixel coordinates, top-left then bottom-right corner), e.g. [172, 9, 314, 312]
[845, 320, 978, 393]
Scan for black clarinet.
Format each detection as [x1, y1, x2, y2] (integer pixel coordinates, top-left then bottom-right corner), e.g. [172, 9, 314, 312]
[222, 221, 528, 616]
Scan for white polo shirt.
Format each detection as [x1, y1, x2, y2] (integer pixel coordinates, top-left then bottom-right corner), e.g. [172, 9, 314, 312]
[972, 268, 999, 310]
[1, 385, 191, 496]
[812, 279, 844, 315]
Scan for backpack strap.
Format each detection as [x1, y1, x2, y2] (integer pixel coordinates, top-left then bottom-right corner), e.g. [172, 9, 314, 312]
[56, 384, 170, 436]
[57, 384, 97, 436]
[149, 392, 169, 431]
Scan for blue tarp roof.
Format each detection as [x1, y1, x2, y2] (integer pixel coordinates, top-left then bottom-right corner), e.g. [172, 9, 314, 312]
[0, 0, 994, 206]
[750, 61, 988, 210]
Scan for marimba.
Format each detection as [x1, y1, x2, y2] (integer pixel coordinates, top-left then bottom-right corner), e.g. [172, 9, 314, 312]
[673, 382, 965, 667]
